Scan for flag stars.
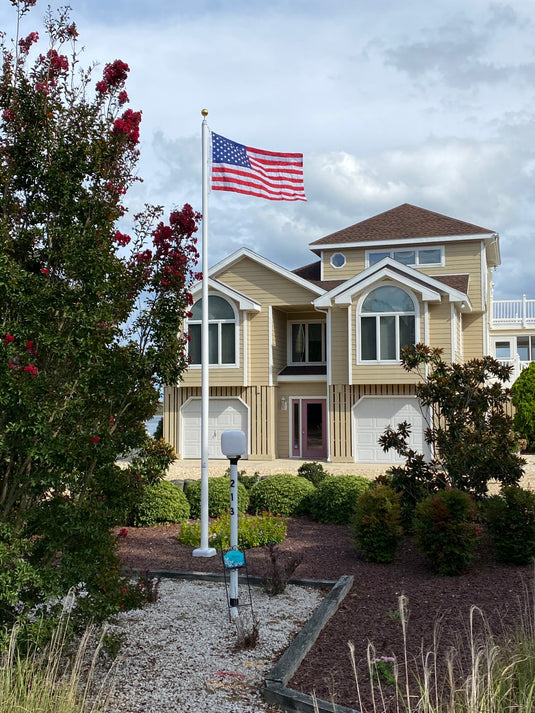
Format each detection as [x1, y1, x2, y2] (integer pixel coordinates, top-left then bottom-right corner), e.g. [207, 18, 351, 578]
[213, 134, 250, 167]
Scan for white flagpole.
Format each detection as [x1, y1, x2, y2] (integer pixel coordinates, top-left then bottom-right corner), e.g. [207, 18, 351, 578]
[193, 109, 216, 558]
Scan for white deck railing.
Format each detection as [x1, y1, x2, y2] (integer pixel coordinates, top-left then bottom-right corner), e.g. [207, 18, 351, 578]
[492, 296, 535, 326]
[497, 357, 530, 383]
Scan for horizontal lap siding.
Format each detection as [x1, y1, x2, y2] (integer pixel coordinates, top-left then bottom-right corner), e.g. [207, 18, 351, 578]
[430, 242, 482, 311]
[461, 313, 485, 360]
[428, 302, 453, 362]
[322, 250, 366, 281]
[163, 385, 274, 459]
[330, 308, 349, 384]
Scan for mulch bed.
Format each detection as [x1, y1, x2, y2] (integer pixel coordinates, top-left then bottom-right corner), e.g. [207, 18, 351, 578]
[117, 517, 534, 712]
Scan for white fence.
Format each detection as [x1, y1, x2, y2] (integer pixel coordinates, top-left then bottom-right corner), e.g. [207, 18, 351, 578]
[492, 296, 535, 326]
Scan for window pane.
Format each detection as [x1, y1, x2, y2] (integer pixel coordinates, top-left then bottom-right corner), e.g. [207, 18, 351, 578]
[418, 248, 441, 265]
[518, 337, 529, 362]
[221, 323, 235, 363]
[188, 324, 201, 364]
[495, 341, 511, 359]
[208, 323, 218, 364]
[361, 317, 376, 360]
[308, 323, 323, 362]
[362, 286, 415, 313]
[380, 316, 396, 360]
[292, 324, 306, 362]
[191, 299, 202, 320]
[368, 251, 390, 266]
[208, 295, 234, 319]
[393, 250, 415, 265]
[399, 315, 415, 356]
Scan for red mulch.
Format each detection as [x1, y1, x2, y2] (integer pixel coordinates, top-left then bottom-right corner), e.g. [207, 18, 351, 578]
[117, 518, 534, 712]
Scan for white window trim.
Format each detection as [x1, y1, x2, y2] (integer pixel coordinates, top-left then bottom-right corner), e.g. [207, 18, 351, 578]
[287, 320, 326, 365]
[186, 293, 240, 369]
[356, 284, 420, 365]
[330, 252, 346, 269]
[365, 246, 445, 269]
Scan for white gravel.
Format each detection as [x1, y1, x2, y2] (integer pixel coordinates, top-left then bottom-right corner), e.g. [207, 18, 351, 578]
[93, 578, 323, 713]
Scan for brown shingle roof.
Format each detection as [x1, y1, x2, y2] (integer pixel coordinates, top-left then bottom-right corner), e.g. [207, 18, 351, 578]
[291, 260, 345, 290]
[310, 204, 494, 247]
[431, 273, 470, 293]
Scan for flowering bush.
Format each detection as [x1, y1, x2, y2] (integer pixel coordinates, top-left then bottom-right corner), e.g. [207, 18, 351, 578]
[178, 511, 287, 550]
[0, 2, 200, 638]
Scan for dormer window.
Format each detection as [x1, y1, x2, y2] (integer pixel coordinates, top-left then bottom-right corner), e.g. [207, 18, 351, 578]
[330, 252, 346, 268]
[367, 246, 444, 268]
[358, 285, 416, 362]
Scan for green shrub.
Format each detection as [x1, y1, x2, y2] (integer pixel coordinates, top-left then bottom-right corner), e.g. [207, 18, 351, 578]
[237, 472, 261, 491]
[184, 477, 249, 519]
[129, 481, 190, 527]
[297, 461, 329, 487]
[309, 475, 372, 525]
[178, 512, 287, 550]
[482, 486, 535, 565]
[413, 489, 478, 575]
[248, 474, 315, 517]
[352, 485, 403, 563]
[512, 362, 535, 450]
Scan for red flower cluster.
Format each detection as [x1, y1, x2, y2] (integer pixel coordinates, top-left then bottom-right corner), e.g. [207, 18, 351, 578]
[40, 267, 50, 275]
[133, 249, 152, 264]
[113, 109, 142, 145]
[26, 340, 37, 355]
[4, 334, 14, 344]
[2, 109, 14, 122]
[103, 59, 129, 88]
[89, 435, 100, 444]
[114, 230, 131, 246]
[24, 364, 38, 377]
[18, 31, 39, 54]
[47, 49, 69, 74]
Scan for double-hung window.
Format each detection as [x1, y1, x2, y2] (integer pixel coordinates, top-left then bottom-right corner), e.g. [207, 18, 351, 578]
[188, 295, 237, 365]
[289, 322, 325, 364]
[359, 285, 416, 362]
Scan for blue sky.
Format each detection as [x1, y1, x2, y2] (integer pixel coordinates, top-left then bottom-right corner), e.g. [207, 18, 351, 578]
[4, 0, 535, 298]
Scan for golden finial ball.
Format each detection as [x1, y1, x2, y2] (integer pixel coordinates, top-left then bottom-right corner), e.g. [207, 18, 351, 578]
[201, 109, 208, 117]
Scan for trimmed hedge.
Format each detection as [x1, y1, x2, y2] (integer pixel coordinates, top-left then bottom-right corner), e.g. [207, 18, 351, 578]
[352, 484, 402, 562]
[129, 480, 190, 527]
[184, 476, 249, 519]
[309, 475, 372, 525]
[248, 474, 315, 517]
[482, 486, 535, 565]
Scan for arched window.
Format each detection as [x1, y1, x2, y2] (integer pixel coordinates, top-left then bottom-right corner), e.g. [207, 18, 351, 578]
[359, 285, 416, 362]
[188, 295, 237, 365]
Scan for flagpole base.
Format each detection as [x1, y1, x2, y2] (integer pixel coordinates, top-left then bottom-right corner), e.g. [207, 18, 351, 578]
[192, 547, 217, 558]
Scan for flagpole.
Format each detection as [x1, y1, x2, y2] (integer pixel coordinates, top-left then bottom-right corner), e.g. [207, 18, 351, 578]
[193, 109, 216, 558]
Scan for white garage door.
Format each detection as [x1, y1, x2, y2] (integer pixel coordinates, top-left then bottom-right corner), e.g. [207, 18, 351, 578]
[353, 397, 428, 463]
[181, 399, 248, 459]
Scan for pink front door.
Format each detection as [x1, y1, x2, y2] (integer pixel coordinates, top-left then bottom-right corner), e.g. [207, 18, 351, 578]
[292, 399, 327, 459]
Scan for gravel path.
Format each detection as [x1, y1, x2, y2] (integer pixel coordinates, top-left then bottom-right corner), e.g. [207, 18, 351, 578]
[93, 579, 323, 713]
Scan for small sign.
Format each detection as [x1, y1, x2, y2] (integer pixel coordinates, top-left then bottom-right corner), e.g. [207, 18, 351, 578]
[223, 549, 245, 569]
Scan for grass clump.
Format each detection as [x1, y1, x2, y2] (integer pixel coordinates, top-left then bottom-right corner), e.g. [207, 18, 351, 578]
[248, 474, 315, 517]
[309, 475, 372, 525]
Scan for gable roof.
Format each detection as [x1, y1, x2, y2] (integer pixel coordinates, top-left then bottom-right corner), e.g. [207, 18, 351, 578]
[313, 257, 472, 310]
[205, 247, 327, 297]
[309, 203, 495, 248]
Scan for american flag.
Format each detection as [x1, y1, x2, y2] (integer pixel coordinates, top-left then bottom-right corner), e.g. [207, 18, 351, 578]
[211, 132, 306, 201]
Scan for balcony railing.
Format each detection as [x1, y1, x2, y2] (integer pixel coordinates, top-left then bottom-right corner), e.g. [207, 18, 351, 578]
[497, 356, 531, 384]
[492, 296, 535, 326]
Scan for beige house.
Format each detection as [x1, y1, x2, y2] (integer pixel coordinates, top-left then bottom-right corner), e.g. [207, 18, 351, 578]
[163, 203, 535, 464]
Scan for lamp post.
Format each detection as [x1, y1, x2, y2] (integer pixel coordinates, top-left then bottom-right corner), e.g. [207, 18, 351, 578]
[221, 429, 246, 620]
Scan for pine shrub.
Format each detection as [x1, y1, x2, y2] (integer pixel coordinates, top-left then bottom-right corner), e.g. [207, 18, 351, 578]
[413, 489, 478, 575]
[184, 476, 249, 519]
[352, 484, 403, 562]
[309, 475, 372, 525]
[248, 474, 315, 517]
[482, 486, 535, 565]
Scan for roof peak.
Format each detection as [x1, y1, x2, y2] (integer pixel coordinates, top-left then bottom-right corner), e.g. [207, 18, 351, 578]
[310, 203, 495, 247]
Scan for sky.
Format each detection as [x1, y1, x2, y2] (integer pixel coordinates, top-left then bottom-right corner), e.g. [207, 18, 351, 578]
[3, 0, 535, 298]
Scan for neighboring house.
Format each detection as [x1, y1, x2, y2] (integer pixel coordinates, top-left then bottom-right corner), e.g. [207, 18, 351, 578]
[163, 203, 534, 464]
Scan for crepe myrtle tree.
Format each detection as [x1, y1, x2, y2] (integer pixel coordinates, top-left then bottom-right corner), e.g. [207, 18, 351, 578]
[0, 0, 201, 631]
[379, 344, 524, 499]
